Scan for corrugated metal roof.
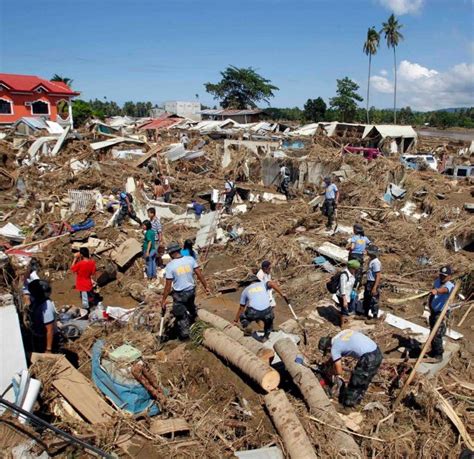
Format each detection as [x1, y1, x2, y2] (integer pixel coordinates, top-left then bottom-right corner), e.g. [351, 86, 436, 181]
[199, 109, 263, 116]
[364, 125, 417, 139]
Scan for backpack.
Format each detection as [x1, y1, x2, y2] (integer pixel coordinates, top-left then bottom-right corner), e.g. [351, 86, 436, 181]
[326, 271, 348, 294]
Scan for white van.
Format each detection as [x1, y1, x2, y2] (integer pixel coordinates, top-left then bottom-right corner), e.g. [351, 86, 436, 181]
[400, 154, 438, 171]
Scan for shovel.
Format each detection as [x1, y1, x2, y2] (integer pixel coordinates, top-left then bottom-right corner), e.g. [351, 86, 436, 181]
[287, 303, 308, 345]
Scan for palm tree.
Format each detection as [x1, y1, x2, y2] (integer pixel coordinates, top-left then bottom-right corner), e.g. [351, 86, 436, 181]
[50, 74, 73, 87]
[381, 14, 404, 124]
[363, 27, 380, 124]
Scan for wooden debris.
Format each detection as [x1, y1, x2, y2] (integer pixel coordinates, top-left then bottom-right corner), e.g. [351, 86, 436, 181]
[149, 418, 190, 437]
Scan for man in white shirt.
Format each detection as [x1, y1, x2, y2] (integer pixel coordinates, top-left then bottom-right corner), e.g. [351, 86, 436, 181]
[256, 260, 289, 308]
[321, 176, 339, 230]
[363, 246, 382, 322]
[337, 259, 360, 327]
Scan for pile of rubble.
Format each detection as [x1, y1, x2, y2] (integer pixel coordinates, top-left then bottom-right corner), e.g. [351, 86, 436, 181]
[0, 116, 473, 458]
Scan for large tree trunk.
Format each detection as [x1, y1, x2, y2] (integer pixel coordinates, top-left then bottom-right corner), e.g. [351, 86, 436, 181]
[393, 47, 397, 124]
[265, 390, 317, 459]
[274, 338, 361, 456]
[201, 328, 280, 392]
[366, 53, 372, 124]
[197, 308, 274, 361]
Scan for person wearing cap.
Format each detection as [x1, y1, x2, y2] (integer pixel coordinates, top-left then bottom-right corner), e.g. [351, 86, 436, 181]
[234, 275, 286, 342]
[428, 266, 455, 360]
[337, 259, 360, 327]
[318, 330, 383, 407]
[321, 176, 339, 230]
[256, 260, 289, 308]
[347, 224, 371, 288]
[160, 242, 210, 340]
[363, 245, 382, 322]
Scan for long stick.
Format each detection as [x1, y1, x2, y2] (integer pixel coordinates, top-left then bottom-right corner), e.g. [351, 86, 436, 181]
[387, 291, 430, 305]
[393, 283, 460, 408]
[457, 303, 473, 327]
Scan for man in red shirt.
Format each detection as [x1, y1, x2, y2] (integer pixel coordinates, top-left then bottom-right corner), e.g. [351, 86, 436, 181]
[71, 248, 97, 309]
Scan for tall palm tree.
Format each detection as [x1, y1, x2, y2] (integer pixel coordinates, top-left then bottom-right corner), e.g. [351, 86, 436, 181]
[50, 74, 73, 87]
[363, 27, 380, 124]
[381, 14, 404, 124]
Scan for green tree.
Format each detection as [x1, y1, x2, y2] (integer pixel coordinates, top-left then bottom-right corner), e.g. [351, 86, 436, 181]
[363, 27, 380, 124]
[50, 74, 73, 87]
[72, 99, 93, 126]
[329, 77, 363, 122]
[381, 14, 404, 124]
[303, 97, 327, 122]
[122, 101, 137, 117]
[205, 66, 279, 109]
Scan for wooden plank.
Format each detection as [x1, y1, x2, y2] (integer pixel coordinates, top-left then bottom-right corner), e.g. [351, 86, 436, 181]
[149, 418, 190, 436]
[31, 353, 115, 424]
[133, 144, 162, 168]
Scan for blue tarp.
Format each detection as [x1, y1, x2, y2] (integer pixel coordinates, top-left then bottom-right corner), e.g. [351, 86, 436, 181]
[91, 340, 160, 416]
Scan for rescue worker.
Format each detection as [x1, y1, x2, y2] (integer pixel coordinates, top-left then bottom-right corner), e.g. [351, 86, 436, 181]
[336, 259, 360, 327]
[277, 166, 291, 200]
[321, 176, 339, 230]
[234, 275, 289, 342]
[347, 224, 370, 287]
[363, 245, 382, 322]
[256, 260, 288, 308]
[114, 188, 141, 226]
[428, 266, 455, 361]
[160, 242, 210, 340]
[318, 330, 383, 407]
[223, 175, 237, 214]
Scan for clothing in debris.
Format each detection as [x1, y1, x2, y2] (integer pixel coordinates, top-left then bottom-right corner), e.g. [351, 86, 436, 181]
[257, 269, 276, 307]
[331, 330, 382, 407]
[165, 256, 198, 292]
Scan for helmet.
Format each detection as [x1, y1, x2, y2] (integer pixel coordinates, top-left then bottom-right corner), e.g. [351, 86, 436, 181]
[353, 224, 364, 234]
[367, 245, 380, 255]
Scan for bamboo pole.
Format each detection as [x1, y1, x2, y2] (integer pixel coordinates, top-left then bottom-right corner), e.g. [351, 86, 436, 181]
[393, 283, 460, 408]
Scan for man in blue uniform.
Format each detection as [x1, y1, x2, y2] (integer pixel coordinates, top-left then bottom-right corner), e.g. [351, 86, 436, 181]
[428, 266, 455, 360]
[319, 330, 382, 407]
[321, 176, 339, 230]
[160, 242, 210, 340]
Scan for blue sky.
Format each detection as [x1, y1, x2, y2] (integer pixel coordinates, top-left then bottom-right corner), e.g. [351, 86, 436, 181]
[0, 0, 472, 110]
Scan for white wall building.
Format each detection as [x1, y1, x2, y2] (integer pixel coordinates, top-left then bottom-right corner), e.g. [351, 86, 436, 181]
[165, 101, 201, 121]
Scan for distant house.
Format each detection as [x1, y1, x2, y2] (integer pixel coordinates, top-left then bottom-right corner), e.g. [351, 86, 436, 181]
[0, 73, 79, 126]
[199, 109, 265, 124]
[165, 101, 201, 121]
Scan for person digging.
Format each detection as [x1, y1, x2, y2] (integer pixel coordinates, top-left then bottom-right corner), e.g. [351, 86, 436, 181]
[318, 330, 383, 409]
[160, 242, 210, 340]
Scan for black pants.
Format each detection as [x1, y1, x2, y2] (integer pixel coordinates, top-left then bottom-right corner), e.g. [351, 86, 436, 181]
[340, 347, 383, 407]
[349, 252, 364, 288]
[240, 306, 274, 337]
[172, 288, 197, 340]
[116, 206, 141, 226]
[322, 199, 335, 228]
[363, 280, 380, 318]
[224, 193, 235, 214]
[278, 177, 290, 200]
[429, 310, 447, 357]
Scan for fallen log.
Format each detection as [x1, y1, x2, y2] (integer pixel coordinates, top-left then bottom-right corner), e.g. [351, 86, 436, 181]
[197, 308, 274, 361]
[200, 327, 280, 392]
[274, 338, 361, 457]
[264, 390, 317, 459]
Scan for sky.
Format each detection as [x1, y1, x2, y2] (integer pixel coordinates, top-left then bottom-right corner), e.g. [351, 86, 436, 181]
[0, 0, 473, 111]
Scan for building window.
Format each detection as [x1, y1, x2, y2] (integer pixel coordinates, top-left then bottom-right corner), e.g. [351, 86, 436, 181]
[0, 98, 13, 115]
[31, 100, 50, 115]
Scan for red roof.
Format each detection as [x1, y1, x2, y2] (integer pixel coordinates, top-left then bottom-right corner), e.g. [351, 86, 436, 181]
[139, 114, 183, 130]
[0, 73, 80, 96]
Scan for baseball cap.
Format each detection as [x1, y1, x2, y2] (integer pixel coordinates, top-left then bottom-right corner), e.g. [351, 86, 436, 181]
[347, 259, 361, 269]
[166, 242, 181, 254]
[323, 176, 331, 183]
[367, 245, 380, 255]
[440, 266, 453, 276]
[318, 336, 332, 354]
[353, 224, 364, 234]
[261, 260, 271, 269]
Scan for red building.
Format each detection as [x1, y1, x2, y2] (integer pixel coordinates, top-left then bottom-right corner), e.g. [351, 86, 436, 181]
[0, 73, 80, 126]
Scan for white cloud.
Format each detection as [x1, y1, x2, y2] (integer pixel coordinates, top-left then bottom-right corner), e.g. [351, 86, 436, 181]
[377, 0, 424, 15]
[370, 60, 474, 110]
[380, 69, 388, 76]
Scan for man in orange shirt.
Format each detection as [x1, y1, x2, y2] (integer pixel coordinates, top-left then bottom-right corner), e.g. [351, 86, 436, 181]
[71, 248, 97, 310]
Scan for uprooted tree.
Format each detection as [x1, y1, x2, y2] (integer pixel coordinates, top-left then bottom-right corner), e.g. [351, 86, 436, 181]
[329, 77, 363, 122]
[204, 66, 279, 109]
